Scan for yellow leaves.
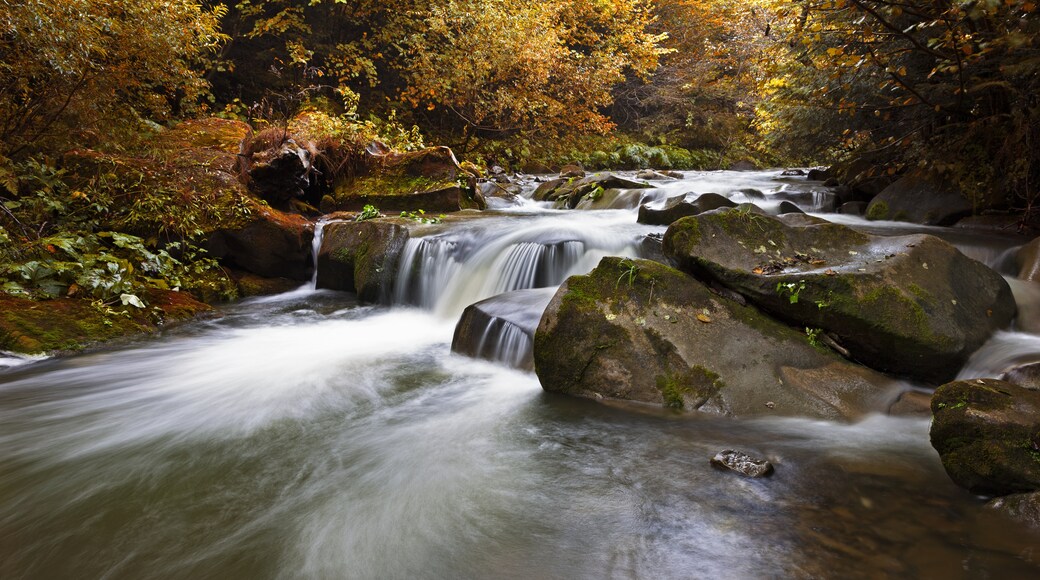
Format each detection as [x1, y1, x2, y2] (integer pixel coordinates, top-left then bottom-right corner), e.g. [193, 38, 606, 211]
[827, 47, 844, 57]
[696, 313, 712, 323]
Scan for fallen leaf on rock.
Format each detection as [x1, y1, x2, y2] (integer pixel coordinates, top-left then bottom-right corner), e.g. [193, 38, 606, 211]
[697, 314, 712, 323]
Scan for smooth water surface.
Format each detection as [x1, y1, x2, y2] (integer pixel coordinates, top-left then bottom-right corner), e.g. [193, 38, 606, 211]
[3, 170, 1040, 579]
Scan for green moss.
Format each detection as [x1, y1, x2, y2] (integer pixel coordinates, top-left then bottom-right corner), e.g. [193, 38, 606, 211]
[656, 365, 725, 410]
[861, 285, 927, 328]
[335, 174, 452, 201]
[907, 283, 933, 302]
[667, 217, 702, 248]
[866, 200, 890, 221]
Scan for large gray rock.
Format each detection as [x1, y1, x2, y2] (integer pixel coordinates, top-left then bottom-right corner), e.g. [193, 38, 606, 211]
[637, 193, 736, 226]
[452, 288, 555, 370]
[315, 220, 410, 303]
[533, 257, 895, 419]
[663, 209, 1015, 383]
[866, 172, 972, 225]
[931, 379, 1040, 495]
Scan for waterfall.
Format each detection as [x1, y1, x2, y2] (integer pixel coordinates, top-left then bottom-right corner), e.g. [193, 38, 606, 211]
[310, 219, 330, 289]
[393, 214, 640, 318]
[474, 320, 534, 369]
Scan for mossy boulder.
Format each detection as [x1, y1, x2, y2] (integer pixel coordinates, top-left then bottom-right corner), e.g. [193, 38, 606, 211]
[330, 146, 484, 213]
[452, 288, 555, 370]
[315, 220, 410, 303]
[930, 379, 1040, 495]
[866, 172, 973, 225]
[663, 208, 1015, 383]
[0, 290, 211, 355]
[533, 257, 895, 419]
[637, 193, 737, 226]
[206, 208, 315, 281]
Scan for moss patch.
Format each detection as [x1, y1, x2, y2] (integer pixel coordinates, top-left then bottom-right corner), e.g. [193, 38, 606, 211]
[0, 291, 210, 354]
[656, 365, 725, 410]
[866, 200, 890, 221]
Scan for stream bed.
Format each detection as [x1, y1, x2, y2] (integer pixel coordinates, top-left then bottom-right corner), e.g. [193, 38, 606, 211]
[3, 170, 1040, 578]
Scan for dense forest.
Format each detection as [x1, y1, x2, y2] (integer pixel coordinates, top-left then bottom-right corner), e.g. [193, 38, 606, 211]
[1, 0, 1038, 313]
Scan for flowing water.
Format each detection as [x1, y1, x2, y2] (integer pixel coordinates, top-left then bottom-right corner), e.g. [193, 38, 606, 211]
[3, 171, 1040, 579]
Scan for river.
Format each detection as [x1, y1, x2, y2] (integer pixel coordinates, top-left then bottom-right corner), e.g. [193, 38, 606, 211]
[2, 171, 1039, 578]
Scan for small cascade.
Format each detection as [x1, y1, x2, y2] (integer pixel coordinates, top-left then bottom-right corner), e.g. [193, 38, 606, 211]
[393, 214, 640, 317]
[394, 238, 465, 309]
[310, 219, 330, 289]
[472, 318, 535, 369]
[811, 190, 828, 212]
[451, 288, 556, 370]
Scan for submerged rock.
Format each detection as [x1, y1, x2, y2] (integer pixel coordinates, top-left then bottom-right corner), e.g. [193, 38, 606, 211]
[533, 257, 894, 419]
[316, 220, 410, 303]
[452, 288, 556, 370]
[663, 208, 1015, 383]
[930, 379, 1040, 495]
[987, 492, 1040, 531]
[711, 450, 774, 478]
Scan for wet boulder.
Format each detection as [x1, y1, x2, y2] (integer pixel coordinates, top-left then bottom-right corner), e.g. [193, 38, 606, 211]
[533, 257, 895, 419]
[930, 379, 1040, 495]
[987, 493, 1040, 531]
[531, 178, 568, 202]
[636, 169, 676, 181]
[1001, 362, 1040, 391]
[637, 193, 736, 226]
[866, 172, 972, 226]
[559, 164, 585, 179]
[663, 209, 1015, 383]
[452, 288, 556, 370]
[239, 136, 315, 207]
[777, 201, 804, 215]
[807, 168, 831, 181]
[206, 208, 314, 281]
[479, 181, 523, 209]
[711, 450, 774, 478]
[316, 220, 410, 303]
[535, 172, 654, 209]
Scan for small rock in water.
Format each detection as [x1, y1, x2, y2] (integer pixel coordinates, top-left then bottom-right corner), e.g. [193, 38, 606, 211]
[710, 450, 774, 478]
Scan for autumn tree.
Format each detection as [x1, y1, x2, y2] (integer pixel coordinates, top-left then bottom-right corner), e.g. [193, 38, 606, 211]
[207, 0, 666, 147]
[0, 0, 227, 158]
[760, 0, 1040, 210]
[612, 0, 775, 154]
